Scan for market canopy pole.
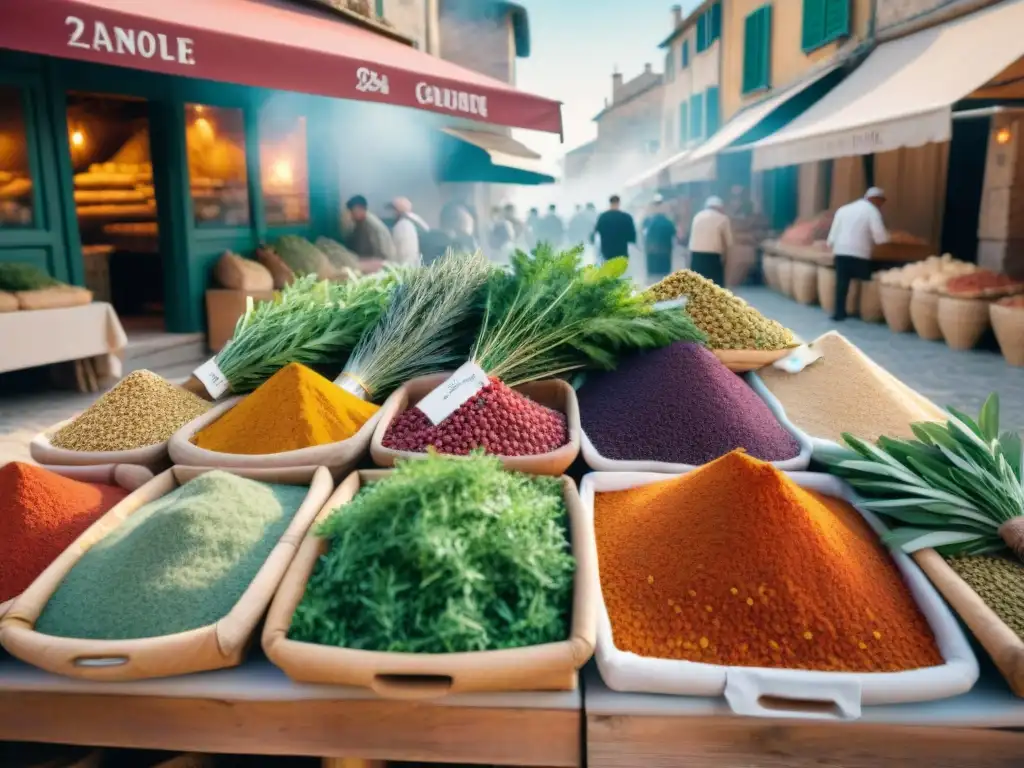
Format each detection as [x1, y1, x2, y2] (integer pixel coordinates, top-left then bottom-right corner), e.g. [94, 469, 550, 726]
[0, 0, 563, 134]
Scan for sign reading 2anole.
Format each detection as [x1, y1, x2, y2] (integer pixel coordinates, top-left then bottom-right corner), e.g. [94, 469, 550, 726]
[66, 16, 196, 66]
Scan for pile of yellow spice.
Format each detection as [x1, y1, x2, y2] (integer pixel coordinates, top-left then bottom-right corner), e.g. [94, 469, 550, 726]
[192, 362, 380, 454]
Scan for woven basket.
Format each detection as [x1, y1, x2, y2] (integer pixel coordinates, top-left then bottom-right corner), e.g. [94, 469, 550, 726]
[991, 303, 1024, 366]
[937, 296, 991, 351]
[817, 267, 860, 316]
[761, 254, 778, 290]
[910, 290, 943, 341]
[790, 261, 818, 305]
[859, 279, 883, 323]
[880, 285, 913, 333]
[775, 257, 793, 297]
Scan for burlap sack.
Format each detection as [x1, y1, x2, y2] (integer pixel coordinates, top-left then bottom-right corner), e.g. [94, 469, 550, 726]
[256, 246, 295, 289]
[214, 251, 274, 292]
[370, 374, 580, 476]
[167, 391, 394, 479]
[262, 470, 597, 697]
[790, 261, 819, 305]
[880, 284, 913, 333]
[775, 258, 793, 297]
[16, 286, 93, 311]
[0, 464, 154, 621]
[30, 417, 172, 472]
[0, 291, 17, 312]
[937, 296, 991, 351]
[910, 289, 943, 341]
[0, 465, 334, 681]
[991, 302, 1024, 366]
[859, 279, 884, 323]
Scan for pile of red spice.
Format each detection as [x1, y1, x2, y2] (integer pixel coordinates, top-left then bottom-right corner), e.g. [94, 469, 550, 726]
[382, 379, 568, 456]
[0, 462, 129, 603]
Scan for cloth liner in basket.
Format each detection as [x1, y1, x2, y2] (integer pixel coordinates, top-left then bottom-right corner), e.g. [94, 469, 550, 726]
[30, 417, 171, 472]
[369, 373, 581, 476]
[580, 372, 812, 474]
[168, 392, 393, 479]
[0, 463, 154, 622]
[0, 465, 334, 681]
[262, 469, 598, 698]
[581, 471, 978, 720]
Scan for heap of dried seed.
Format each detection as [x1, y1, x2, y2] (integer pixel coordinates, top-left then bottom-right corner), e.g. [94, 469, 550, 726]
[645, 270, 795, 350]
[51, 370, 211, 452]
[946, 555, 1024, 640]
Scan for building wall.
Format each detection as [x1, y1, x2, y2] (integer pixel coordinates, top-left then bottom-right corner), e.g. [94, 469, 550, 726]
[381, 0, 429, 49]
[721, 0, 872, 121]
[438, 1, 515, 84]
[875, 0, 1000, 36]
[661, 29, 721, 154]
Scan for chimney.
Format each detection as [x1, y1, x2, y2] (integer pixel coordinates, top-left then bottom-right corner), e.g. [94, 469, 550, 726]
[644, 62, 652, 74]
[612, 68, 623, 99]
[671, 4, 682, 28]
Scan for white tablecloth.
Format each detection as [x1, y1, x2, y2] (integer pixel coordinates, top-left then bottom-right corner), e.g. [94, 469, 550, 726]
[0, 302, 127, 379]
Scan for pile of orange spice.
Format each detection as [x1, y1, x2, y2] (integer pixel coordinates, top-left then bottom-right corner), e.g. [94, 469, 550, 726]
[594, 450, 943, 672]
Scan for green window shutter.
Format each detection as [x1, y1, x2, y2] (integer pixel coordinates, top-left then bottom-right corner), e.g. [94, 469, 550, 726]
[761, 6, 773, 90]
[696, 14, 708, 53]
[679, 101, 689, 144]
[802, 0, 827, 51]
[705, 86, 720, 136]
[824, 0, 851, 41]
[682, 40, 689, 68]
[742, 6, 772, 94]
[710, 2, 722, 44]
[690, 93, 704, 139]
[375, 0, 385, 17]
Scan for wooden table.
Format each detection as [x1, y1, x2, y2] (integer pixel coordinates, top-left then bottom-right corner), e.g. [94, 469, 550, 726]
[0, 657, 581, 767]
[584, 664, 1024, 768]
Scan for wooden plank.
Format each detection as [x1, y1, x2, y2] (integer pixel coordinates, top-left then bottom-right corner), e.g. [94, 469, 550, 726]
[0, 691, 580, 767]
[587, 712, 1024, 768]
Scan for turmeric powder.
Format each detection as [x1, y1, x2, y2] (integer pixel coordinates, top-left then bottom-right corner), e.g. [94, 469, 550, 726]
[193, 362, 379, 454]
[594, 450, 943, 672]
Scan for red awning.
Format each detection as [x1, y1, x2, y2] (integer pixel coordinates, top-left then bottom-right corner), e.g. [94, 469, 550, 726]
[0, 0, 563, 134]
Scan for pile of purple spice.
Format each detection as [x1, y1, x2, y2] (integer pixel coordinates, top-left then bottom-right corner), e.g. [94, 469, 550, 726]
[577, 342, 801, 465]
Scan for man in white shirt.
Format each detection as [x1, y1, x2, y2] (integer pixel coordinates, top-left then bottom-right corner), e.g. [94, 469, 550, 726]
[389, 197, 429, 266]
[688, 196, 733, 286]
[826, 187, 890, 321]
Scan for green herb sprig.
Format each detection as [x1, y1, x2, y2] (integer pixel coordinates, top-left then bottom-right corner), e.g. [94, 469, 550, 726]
[818, 393, 1024, 560]
[288, 452, 575, 653]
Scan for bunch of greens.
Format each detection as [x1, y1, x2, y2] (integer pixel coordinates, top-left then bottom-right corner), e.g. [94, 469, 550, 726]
[339, 250, 494, 401]
[470, 244, 706, 386]
[818, 393, 1024, 560]
[0, 262, 61, 291]
[289, 452, 575, 653]
[214, 270, 403, 395]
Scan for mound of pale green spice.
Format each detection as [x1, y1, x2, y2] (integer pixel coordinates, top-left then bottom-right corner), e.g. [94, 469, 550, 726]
[288, 452, 575, 653]
[37, 471, 307, 640]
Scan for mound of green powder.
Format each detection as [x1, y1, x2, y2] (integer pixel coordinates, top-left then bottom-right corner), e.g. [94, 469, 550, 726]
[36, 471, 307, 640]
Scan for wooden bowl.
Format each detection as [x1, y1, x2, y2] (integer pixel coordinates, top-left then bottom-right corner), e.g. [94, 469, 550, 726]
[712, 348, 794, 373]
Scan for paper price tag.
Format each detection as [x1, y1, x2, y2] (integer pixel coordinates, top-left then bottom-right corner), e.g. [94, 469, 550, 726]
[193, 358, 230, 399]
[653, 297, 688, 311]
[417, 361, 490, 425]
[773, 344, 823, 374]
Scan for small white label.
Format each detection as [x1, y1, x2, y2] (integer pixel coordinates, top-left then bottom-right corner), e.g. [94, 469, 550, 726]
[417, 361, 490, 425]
[193, 358, 230, 398]
[653, 297, 688, 311]
[773, 344, 823, 374]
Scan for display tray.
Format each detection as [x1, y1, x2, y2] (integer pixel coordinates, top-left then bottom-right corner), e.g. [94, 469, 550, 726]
[581, 471, 978, 718]
[30, 416, 171, 472]
[712, 348, 795, 372]
[0, 657, 581, 766]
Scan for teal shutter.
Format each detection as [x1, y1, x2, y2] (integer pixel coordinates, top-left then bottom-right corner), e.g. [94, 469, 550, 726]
[679, 101, 689, 145]
[682, 40, 690, 68]
[375, 0, 385, 17]
[802, 0, 825, 51]
[705, 86, 720, 136]
[824, 0, 851, 41]
[710, 2, 722, 44]
[690, 93, 703, 139]
[761, 6, 773, 89]
[742, 6, 772, 94]
[696, 14, 707, 53]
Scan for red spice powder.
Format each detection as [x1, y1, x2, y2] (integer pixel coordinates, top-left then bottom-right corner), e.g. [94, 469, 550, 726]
[0, 462, 129, 603]
[594, 450, 943, 672]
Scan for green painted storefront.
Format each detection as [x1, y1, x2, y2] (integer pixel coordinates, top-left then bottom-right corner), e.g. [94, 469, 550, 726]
[0, 49, 349, 333]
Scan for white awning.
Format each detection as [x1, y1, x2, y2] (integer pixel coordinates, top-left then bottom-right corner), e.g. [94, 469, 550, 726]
[441, 127, 547, 174]
[668, 59, 845, 184]
[750, 0, 1024, 171]
[624, 150, 691, 192]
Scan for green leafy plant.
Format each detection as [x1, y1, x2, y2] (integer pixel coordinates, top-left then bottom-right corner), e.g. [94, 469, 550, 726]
[470, 244, 706, 386]
[818, 393, 1024, 559]
[0, 262, 61, 291]
[288, 452, 575, 653]
[215, 269, 403, 395]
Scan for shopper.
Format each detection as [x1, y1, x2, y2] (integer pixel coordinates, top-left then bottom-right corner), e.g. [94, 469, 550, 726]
[389, 197, 429, 265]
[827, 187, 890, 321]
[538, 204, 565, 248]
[345, 195, 396, 261]
[642, 194, 676, 282]
[591, 195, 637, 263]
[566, 204, 590, 246]
[525, 207, 542, 249]
[688, 196, 733, 287]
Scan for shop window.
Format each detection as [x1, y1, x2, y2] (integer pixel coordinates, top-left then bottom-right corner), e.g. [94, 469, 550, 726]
[742, 5, 773, 95]
[802, 0, 850, 53]
[0, 86, 34, 227]
[259, 112, 310, 226]
[185, 104, 250, 227]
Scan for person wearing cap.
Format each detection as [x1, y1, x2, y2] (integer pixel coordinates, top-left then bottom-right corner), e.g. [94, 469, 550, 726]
[388, 197, 430, 265]
[643, 194, 677, 282]
[688, 196, 733, 287]
[827, 187, 890, 321]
